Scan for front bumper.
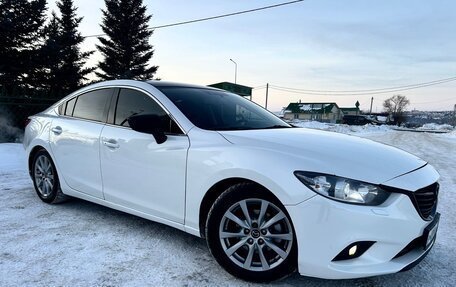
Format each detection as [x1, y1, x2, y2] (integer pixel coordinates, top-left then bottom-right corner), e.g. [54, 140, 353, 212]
[286, 192, 438, 279]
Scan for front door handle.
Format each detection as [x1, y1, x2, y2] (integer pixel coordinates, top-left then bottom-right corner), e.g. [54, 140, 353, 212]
[51, 126, 62, 135]
[102, 139, 119, 149]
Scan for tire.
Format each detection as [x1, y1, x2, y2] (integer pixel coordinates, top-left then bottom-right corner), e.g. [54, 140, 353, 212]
[206, 183, 297, 282]
[31, 149, 67, 204]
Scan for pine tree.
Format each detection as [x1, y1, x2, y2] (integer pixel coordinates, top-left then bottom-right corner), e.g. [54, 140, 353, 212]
[96, 0, 158, 80]
[56, 0, 94, 94]
[34, 12, 63, 98]
[0, 0, 47, 95]
[31, 0, 94, 99]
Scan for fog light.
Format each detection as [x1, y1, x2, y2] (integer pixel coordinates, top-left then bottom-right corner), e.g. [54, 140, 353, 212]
[348, 245, 357, 256]
[332, 241, 375, 261]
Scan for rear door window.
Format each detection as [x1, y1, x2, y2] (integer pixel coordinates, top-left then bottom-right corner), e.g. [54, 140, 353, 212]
[72, 89, 112, 122]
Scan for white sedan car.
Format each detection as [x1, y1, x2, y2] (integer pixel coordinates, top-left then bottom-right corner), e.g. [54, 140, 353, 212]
[23, 80, 440, 282]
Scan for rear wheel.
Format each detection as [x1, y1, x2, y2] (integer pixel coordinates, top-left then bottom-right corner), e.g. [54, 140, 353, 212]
[206, 183, 297, 282]
[32, 149, 66, 204]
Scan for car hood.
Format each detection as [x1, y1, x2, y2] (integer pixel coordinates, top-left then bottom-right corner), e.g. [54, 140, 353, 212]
[218, 128, 427, 184]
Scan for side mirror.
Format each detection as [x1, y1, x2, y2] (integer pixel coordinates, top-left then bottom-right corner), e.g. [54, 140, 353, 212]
[128, 114, 168, 144]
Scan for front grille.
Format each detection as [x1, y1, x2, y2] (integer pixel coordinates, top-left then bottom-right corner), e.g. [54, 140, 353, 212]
[413, 183, 439, 220]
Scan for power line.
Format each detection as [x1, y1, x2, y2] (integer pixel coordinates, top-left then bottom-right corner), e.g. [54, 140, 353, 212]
[268, 77, 456, 96]
[270, 76, 456, 93]
[83, 0, 305, 39]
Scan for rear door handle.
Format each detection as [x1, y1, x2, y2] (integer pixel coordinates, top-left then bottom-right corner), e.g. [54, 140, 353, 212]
[102, 139, 119, 149]
[51, 126, 62, 135]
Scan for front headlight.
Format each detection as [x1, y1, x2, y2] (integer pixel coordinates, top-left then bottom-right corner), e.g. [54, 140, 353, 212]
[294, 171, 390, 205]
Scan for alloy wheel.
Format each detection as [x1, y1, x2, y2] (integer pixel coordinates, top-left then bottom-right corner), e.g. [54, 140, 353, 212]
[34, 155, 55, 197]
[219, 198, 293, 271]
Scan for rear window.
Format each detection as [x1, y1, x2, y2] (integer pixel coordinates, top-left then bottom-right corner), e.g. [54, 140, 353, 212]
[58, 103, 64, 114]
[64, 97, 76, 116]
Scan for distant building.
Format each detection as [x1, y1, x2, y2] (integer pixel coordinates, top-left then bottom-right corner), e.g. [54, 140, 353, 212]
[283, 102, 343, 123]
[340, 107, 360, 116]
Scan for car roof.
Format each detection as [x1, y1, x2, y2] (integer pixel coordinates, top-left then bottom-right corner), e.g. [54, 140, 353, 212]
[146, 80, 219, 90]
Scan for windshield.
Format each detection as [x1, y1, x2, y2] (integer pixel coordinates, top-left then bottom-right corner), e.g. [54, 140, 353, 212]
[156, 86, 290, 131]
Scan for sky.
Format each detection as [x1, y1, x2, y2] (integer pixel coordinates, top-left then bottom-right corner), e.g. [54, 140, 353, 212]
[47, 0, 456, 112]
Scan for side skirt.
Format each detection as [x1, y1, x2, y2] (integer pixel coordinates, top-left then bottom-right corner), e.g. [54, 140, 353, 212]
[62, 187, 199, 236]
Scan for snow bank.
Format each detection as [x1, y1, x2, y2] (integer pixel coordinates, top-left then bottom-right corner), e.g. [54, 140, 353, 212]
[417, 123, 454, 131]
[439, 128, 456, 139]
[291, 120, 456, 137]
[291, 120, 392, 135]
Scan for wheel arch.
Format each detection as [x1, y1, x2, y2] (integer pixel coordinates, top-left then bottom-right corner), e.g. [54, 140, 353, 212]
[198, 177, 283, 238]
[28, 145, 47, 177]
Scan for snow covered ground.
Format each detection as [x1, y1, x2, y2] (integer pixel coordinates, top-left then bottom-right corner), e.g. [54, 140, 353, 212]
[0, 124, 455, 286]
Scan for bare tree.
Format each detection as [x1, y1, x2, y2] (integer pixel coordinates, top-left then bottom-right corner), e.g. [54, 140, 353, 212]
[383, 94, 410, 125]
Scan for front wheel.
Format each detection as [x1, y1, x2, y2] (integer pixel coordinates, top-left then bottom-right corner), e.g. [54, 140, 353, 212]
[206, 183, 297, 282]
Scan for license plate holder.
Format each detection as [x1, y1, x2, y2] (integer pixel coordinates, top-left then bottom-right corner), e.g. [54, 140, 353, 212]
[423, 212, 440, 249]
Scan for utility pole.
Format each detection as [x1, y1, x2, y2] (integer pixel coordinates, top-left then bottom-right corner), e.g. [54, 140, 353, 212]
[265, 83, 269, 110]
[453, 104, 456, 128]
[229, 59, 237, 84]
[369, 97, 373, 115]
